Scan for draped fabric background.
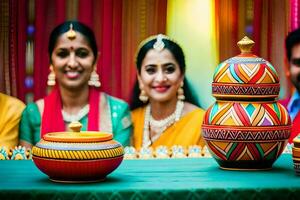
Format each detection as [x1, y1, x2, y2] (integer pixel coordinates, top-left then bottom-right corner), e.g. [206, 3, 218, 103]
[2, 0, 166, 103]
[253, 0, 290, 99]
[215, 0, 240, 62]
[0, 0, 298, 103]
[122, 0, 167, 102]
[0, 0, 27, 98]
[0, 0, 10, 95]
[34, 0, 66, 100]
[215, 0, 290, 99]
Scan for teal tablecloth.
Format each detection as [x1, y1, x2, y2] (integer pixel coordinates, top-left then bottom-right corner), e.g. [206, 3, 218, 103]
[0, 154, 299, 200]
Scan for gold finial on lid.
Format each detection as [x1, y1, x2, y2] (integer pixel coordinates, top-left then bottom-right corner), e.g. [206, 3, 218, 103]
[69, 121, 82, 132]
[237, 36, 255, 53]
[67, 23, 76, 40]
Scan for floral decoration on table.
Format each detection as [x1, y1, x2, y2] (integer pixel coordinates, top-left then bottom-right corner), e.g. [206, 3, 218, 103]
[0, 147, 9, 160]
[0, 146, 31, 160]
[0, 144, 292, 160]
[124, 145, 212, 159]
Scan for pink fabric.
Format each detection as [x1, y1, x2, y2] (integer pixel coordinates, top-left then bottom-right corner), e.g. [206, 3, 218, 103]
[41, 87, 100, 137]
[112, 0, 122, 98]
[78, 0, 122, 99]
[78, 0, 93, 28]
[291, 0, 299, 30]
[99, 1, 113, 96]
[34, 1, 66, 100]
[9, 0, 27, 99]
[34, 1, 52, 100]
[55, 0, 66, 24]
[16, 0, 27, 100]
[99, 0, 123, 98]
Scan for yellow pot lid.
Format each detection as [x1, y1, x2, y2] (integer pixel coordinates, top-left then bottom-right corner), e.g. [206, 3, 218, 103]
[43, 131, 113, 143]
[42, 121, 113, 143]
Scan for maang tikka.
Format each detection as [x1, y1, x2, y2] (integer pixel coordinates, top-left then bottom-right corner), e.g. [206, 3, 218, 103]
[67, 23, 76, 40]
[153, 34, 165, 51]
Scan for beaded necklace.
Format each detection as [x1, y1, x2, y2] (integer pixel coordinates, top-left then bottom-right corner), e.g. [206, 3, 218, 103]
[142, 100, 184, 147]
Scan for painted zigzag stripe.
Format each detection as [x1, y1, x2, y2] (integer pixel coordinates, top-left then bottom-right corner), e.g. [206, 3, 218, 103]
[202, 128, 290, 141]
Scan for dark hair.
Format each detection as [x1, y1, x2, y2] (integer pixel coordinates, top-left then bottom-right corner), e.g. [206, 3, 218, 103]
[130, 36, 200, 110]
[286, 28, 300, 61]
[48, 20, 98, 63]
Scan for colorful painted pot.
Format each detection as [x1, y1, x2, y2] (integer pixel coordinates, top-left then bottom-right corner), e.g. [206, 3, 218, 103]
[32, 122, 124, 183]
[292, 137, 300, 175]
[203, 37, 291, 170]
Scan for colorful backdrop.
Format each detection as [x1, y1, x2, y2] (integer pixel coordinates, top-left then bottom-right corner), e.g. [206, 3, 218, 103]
[166, 0, 217, 109]
[0, 0, 297, 109]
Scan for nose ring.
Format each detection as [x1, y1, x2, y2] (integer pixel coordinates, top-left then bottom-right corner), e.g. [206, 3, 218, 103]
[163, 77, 168, 81]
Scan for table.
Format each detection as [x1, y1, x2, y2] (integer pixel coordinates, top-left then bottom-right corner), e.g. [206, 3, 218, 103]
[0, 154, 299, 200]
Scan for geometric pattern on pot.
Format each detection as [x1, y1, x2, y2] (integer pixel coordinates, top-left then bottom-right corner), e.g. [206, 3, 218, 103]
[213, 56, 279, 84]
[205, 140, 286, 161]
[35, 139, 121, 151]
[212, 55, 280, 99]
[202, 125, 290, 141]
[32, 146, 124, 160]
[204, 101, 291, 126]
[212, 83, 280, 99]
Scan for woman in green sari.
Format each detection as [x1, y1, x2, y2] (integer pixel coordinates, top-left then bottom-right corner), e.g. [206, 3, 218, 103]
[19, 21, 132, 148]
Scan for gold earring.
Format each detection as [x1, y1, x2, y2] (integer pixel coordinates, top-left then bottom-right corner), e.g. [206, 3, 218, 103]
[47, 65, 56, 86]
[139, 89, 149, 103]
[177, 81, 185, 100]
[88, 70, 101, 87]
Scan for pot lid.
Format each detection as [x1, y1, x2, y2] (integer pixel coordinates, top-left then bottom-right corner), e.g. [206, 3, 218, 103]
[42, 121, 113, 143]
[212, 36, 280, 100]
